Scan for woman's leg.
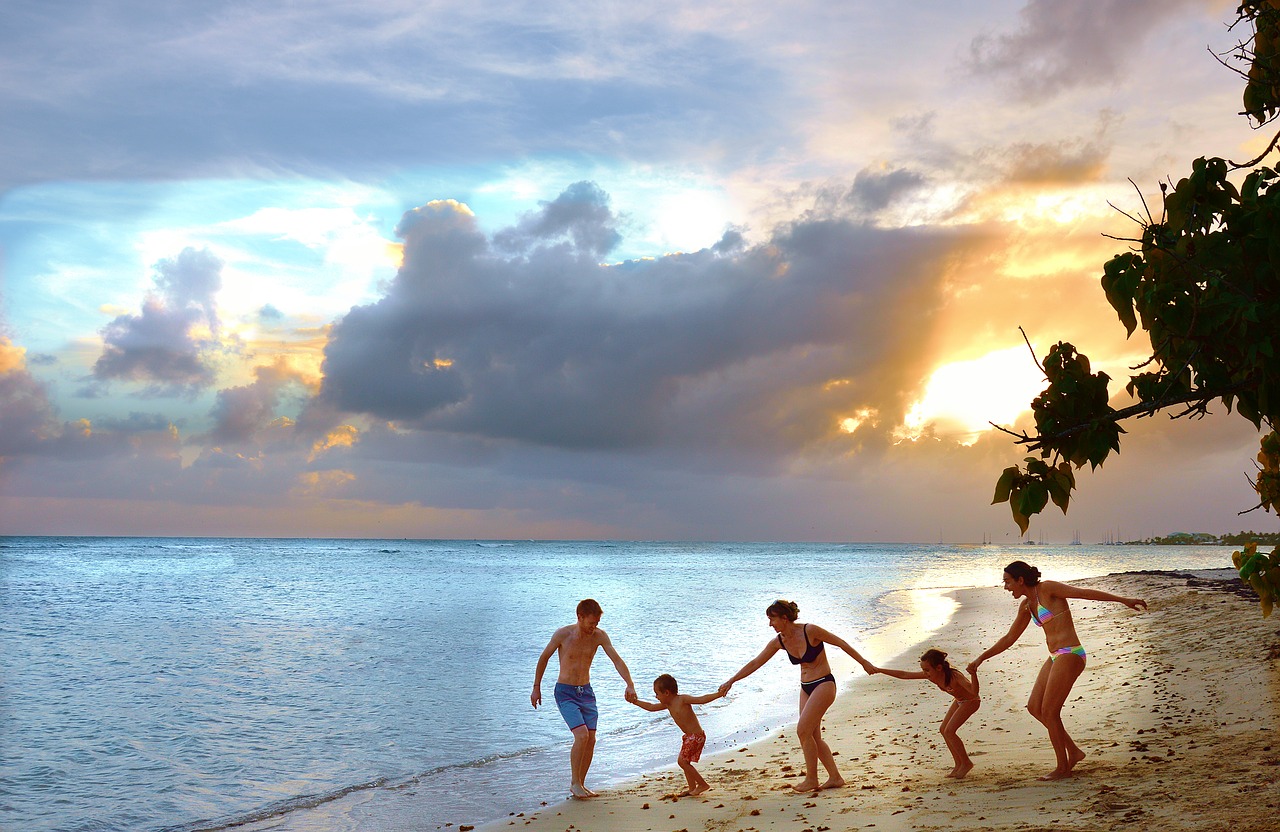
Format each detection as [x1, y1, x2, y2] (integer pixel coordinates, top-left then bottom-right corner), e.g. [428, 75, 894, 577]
[794, 682, 839, 791]
[1028, 654, 1086, 779]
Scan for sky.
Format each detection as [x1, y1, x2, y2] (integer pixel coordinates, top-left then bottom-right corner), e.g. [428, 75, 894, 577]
[1, 0, 1275, 542]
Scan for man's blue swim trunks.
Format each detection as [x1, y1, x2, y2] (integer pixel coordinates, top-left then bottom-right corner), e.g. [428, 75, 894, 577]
[554, 682, 598, 731]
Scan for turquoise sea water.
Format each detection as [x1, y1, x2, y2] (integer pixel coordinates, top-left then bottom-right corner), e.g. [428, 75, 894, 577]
[0, 537, 1238, 832]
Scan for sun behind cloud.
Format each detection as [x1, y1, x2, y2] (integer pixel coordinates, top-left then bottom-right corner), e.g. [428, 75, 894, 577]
[901, 346, 1047, 444]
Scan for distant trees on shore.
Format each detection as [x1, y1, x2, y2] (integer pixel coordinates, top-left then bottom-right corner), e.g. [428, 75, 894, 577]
[1129, 531, 1280, 546]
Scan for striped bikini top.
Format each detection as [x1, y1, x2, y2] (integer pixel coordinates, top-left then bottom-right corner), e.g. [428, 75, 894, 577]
[1029, 590, 1055, 627]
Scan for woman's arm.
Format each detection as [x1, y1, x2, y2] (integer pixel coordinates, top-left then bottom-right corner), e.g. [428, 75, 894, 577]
[967, 605, 1031, 673]
[1044, 580, 1147, 611]
[966, 667, 980, 698]
[873, 667, 928, 681]
[719, 641, 780, 694]
[811, 625, 875, 673]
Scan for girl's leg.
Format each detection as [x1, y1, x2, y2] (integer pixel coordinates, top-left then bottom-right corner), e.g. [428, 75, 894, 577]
[940, 699, 981, 778]
[794, 682, 838, 791]
[1030, 654, 1086, 780]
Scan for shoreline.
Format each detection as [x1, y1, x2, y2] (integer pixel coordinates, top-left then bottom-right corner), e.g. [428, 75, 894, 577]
[479, 568, 1279, 832]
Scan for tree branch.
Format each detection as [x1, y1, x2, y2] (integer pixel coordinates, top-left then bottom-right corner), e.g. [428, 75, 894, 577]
[1003, 378, 1257, 451]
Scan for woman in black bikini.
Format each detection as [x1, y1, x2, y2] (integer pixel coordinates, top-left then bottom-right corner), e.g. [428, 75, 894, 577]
[719, 599, 875, 792]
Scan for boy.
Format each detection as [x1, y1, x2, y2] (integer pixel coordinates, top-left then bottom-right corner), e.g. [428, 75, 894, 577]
[532, 599, 637, 799]
[627, 673, 722, 796]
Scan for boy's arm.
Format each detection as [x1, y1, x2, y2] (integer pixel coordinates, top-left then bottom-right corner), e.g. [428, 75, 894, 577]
[874, 667, 928, 681]
[598, 630, 638, 700]
[683, 690, 725, 705]
[629, 697, 667, 712]
[1046, 580, 1147, 611]
[531, 628, 564, 709]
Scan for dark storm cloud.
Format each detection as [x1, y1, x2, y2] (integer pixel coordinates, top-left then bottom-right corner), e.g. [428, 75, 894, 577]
[92, 247, 224, 391]
[319, 182, 978, 452]
[967, 0, 1205, 101]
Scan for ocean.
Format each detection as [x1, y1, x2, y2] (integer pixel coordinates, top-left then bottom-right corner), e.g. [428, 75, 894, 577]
[0, 537, 1238, 832]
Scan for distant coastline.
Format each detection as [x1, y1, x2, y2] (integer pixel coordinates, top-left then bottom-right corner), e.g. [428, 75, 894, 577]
[1126, 530, 1280, 546]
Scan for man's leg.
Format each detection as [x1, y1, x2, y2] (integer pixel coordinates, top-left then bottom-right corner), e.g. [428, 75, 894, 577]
[569, 725, 592, 797]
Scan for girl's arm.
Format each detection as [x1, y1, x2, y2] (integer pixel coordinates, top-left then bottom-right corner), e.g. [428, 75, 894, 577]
[1044, 580, 1147, 611]
[684, 690, 725, 705]
[810, 625, 875, 673]
[719, 640, 780, 694]
[967, 667, 980, 698]
[967, 605, 1031, 673]
[874, 667, 928, 681]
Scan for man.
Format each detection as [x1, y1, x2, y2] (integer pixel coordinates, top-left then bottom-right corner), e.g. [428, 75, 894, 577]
[532, 598, 637, 798]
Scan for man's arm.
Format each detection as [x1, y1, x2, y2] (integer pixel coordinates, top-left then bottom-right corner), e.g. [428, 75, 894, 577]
[598, 630, 637, 699]
[531, 628, 565, 709]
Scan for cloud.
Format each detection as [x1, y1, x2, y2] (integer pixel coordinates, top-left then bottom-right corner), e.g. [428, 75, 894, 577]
[0, 338, 59, 457]
[966, 0, 1206, 101]
[492, 181, 622, 257]
[207, 358, 313, 445]
[92, 247, 224, 391]
[319, 182, 983, 454]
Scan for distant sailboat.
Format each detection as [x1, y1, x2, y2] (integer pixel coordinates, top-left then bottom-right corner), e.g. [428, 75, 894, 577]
[1071, 530, 1081, 545]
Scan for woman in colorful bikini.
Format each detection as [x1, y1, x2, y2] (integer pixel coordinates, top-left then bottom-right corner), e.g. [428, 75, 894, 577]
[718, 599, 876, 792]
[967, 561, 1147, 780]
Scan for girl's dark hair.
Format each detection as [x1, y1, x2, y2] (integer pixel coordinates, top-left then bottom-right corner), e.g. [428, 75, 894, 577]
[766, 599, 800, 621]
[1004, 560, 1041, 586]
[920, 648, 954, 687]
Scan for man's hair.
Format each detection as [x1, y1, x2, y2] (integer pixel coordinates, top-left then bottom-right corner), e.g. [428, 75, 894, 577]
[654, 673, 678, 694]
[576, 598, 603, 617]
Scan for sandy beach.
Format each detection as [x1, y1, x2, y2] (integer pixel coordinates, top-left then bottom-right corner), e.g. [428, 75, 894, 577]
[479, 570, 1280, 832]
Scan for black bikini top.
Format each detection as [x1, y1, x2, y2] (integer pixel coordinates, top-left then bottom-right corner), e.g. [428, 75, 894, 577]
[780, 623, 825, 665]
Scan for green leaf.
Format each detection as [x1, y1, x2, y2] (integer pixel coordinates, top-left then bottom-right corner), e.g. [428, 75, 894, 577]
[992, 467, 1018, 505]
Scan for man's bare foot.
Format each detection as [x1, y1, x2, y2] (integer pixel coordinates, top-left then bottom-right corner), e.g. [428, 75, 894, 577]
[948, 761, 974, 779]
[791, 779, 821, 793]
[818, 777, 846, 790]
[1037, 768, 1072, 781]
[688, 784, 711, 796]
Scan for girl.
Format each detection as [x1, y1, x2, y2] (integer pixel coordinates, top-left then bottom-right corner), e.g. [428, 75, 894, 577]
[872, 649, 980, 778]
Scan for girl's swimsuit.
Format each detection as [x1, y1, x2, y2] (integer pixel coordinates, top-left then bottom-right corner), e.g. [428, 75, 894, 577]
[1030, 590, 1087, 662]
[783, 624, 835, 694]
